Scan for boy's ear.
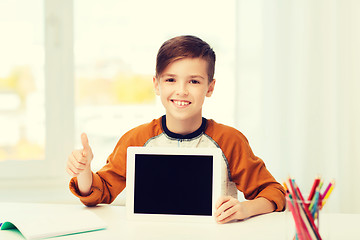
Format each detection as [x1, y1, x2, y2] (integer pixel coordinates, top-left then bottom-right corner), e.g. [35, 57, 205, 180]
[206, 79, 216, 97]
[153, 76, 160, 96]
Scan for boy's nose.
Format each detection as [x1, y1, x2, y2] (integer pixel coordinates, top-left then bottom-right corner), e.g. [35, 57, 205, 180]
[176, 82, 189, 96]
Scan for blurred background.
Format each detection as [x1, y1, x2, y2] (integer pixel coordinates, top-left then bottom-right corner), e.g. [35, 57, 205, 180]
[0, 0, 359, 214]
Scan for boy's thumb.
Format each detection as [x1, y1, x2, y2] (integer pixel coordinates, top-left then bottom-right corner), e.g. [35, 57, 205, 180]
[81, 133, 91, 156]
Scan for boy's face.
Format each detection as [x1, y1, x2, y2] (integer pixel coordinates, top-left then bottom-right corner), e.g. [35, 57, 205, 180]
[153, 57, 215, 124]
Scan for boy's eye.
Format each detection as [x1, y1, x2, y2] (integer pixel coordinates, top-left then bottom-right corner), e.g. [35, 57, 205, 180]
[190, 80, 200, 84]
[165, 78, 175, 82]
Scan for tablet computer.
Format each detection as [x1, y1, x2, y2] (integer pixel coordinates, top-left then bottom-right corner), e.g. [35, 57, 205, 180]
[126, 147, 222, 222]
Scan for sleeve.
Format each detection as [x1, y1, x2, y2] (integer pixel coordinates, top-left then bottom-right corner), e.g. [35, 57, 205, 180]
[68, 119, 161, 206]
[69, 171, 120, 206]
[227, 132, 286, 212]
[208, 122, 286, 212]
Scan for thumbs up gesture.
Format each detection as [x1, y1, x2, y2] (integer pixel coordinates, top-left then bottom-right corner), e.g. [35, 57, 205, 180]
[66, 133, 94, 177]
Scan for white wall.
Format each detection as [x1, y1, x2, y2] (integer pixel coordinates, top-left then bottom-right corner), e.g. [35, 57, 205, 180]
[235, 0, 360, 213]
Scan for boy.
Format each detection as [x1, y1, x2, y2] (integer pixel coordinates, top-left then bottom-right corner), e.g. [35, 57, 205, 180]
[66, 35, 285, 224]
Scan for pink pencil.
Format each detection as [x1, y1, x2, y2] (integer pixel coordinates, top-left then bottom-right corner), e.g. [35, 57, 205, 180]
[321, 180, 334, 199]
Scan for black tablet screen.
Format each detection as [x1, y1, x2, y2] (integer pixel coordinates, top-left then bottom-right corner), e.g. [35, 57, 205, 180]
[134, 154, 213, 216]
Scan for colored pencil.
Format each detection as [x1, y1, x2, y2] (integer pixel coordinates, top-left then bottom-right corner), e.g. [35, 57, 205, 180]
[287, 177, 334, 240]
[293, 180, 322, 240]
[287, 195, 306, 240]
[293, 182, 322, 240]
[307, 177, 320, 201]
[283, 181, 289, 192]
[318, 179, 324, 191]
[288, 179, 313, 240]
[321, 184, 334, 208]
[311, 186, 321, 217]
[298, 202, 319, 240]
[321, 180, 334, 199]
[294, 181, 309, 208]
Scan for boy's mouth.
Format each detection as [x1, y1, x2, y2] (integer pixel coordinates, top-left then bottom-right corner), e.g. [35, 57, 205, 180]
[171, 100, 191, 107]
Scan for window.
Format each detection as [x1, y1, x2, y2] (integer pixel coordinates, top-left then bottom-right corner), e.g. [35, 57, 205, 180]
[0, 0, 74, 180]
[1, 0, 236, 181]
[0, 0, 47, 178]
[0, 1, 44, 162]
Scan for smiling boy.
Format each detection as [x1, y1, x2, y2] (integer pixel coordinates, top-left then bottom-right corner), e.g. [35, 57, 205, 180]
[67, 35, 285, 224]
[154, 57, 214, 135]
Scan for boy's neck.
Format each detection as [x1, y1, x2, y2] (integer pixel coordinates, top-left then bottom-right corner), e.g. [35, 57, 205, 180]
[165, 114, 203, 136]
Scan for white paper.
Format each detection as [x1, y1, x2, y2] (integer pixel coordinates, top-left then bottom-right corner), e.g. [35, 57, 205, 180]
[0, 203, 107, 240]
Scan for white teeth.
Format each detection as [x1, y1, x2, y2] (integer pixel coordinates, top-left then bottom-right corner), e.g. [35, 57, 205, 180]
[173, 100, 190, 106]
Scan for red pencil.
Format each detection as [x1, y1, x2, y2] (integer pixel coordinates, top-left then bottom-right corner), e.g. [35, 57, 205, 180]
[297, 204, 319, 240]
[295, 184, 309, 208]
[308, 177, 320, 201]
[294, 183, 322, 240]
[288, 179, 312, 240]
[294, 183, 321, 236]
[287, 195, 306, 240]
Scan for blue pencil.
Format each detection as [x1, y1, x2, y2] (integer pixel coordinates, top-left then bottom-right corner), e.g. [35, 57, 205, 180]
[311, 187, 320, 218]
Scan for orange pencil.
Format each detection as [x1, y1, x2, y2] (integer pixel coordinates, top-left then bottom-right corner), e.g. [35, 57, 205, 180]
[283, 181, 289, 192]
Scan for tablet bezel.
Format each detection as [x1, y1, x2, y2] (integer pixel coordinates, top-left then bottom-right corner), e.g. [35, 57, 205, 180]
[126, 147, 222, 223]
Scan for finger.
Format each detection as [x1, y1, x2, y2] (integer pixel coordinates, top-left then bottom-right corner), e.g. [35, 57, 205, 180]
[216, 204, 237, 222]
[72, 150, 86, 165]
[215, 195, 230, 209]
[69, 158, 86, 172]
[66, 166, 78, 177]
[217, 211, 237, 224]
[67, 159, 80, 175]
[66, 161, 80, 177]
[68, 154, 86, 172]
[81, 133, 91, 156]
[215, 202, 232, 217]
[215, 196, 234, 217]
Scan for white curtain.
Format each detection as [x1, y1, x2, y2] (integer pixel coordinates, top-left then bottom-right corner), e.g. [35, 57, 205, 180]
[235, 0, 360, 213]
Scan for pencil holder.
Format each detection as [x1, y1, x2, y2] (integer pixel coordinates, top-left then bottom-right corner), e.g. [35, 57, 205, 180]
[284, 177, 334, 240]
[286, 196, 322, 240]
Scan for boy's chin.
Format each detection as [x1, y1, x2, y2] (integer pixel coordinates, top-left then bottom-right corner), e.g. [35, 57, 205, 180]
[166, 112, 202, 122]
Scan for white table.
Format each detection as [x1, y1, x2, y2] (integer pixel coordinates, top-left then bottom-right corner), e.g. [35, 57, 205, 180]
[1, 203, 359, 240]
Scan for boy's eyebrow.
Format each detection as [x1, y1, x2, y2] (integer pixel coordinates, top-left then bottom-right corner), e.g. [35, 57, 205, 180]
[161, 73, 205, 80]
[161, 73, 177, 78]
[189, 75, 205, 80]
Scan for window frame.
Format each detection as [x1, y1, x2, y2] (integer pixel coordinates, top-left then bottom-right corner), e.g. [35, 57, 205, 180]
[0, 0, 74, 183]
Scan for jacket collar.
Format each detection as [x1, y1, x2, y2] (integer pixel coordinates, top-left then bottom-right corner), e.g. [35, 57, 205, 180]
[161, 115, 207, 140]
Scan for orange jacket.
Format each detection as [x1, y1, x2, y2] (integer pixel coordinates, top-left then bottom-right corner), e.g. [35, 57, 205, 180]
[70, 116, 285, 211]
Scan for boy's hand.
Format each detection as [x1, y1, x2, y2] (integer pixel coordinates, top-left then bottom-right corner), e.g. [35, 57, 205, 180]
[66, 133, 94, 177]
[214, 196, 250, 224]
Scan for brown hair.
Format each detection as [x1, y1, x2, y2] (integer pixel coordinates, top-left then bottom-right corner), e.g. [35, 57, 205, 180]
[155, 35, 216, 82]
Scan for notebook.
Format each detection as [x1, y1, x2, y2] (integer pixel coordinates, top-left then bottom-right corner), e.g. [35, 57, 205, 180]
[0, 203, 107, 240]
[126, 147, 222, 222]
